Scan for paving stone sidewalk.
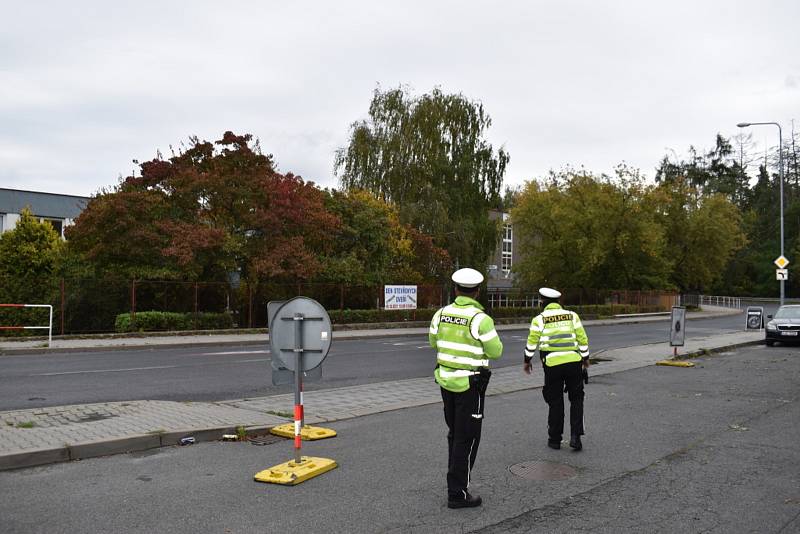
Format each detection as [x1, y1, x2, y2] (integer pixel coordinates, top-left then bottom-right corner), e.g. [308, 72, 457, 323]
[0, 313, 760, 471]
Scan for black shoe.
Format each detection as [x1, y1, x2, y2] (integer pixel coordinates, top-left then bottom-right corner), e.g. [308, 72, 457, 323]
[547, 439, 561, 450]
[569, 436, 582, 451]
[448, 493, 482, 509]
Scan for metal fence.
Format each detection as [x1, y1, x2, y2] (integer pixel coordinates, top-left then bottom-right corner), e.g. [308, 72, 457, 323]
[0, 278, 447, 335]
[0, 277, 679, 335]
[679, 294, 743, 309]
[488, 288, 678, 310]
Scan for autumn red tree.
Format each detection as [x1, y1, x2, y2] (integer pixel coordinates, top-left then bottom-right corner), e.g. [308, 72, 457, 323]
[67, 132, 339, 283]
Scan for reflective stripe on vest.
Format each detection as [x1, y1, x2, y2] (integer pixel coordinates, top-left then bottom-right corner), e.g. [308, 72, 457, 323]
[437, 353, 490, 367]
[438, 368, 479, 378]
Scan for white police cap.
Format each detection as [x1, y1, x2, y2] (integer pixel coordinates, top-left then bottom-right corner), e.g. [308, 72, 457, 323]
[539, 287, 561, 298]
[452, 268, 484, 288]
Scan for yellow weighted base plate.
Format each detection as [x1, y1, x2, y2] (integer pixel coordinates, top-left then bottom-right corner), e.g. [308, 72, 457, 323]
[656, 360, 695, 367]
[254, 456, 337, 485]
[270, 424, 337, 440]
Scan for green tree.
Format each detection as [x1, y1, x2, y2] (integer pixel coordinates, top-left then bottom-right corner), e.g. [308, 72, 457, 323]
[0, 208, 63, 327]
[512, 167, 671, 290]
[0, 208, 63, 293]
[320, 189, 395, 285]
[335, 86, 509, 272]
[652, 177, 747, 292]
[656, 134, 751, 209]
[321, 188, 451, 285]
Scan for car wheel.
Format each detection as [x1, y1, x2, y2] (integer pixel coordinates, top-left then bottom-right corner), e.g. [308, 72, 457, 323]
[765, 340, 775, 347]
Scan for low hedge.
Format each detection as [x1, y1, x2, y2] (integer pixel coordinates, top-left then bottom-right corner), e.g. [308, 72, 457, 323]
[113, 304, 668, 333]
[115, 311, 234, 332]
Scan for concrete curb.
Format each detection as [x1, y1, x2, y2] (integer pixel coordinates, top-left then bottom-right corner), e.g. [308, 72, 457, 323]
[671, 338, 764, 360]
[0, 424, 276, 471]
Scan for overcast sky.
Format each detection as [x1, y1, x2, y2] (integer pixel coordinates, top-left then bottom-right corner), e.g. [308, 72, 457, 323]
[1, 1, 798, 197]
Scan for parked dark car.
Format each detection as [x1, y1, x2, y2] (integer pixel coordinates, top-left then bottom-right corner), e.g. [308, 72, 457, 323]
[765, 305, 800, 346]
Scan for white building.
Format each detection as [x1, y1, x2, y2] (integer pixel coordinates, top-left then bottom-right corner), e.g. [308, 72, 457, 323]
[485, 210, 537, 308]
[0, 188, 89, 239]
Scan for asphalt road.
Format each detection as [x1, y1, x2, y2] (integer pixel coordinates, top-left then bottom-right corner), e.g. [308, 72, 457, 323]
[0, 344, 797, 533]
[0, 309, 767, 411]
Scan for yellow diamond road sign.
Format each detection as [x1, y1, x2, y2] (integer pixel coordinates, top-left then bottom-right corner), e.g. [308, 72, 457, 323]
[774, 255, 790, 269]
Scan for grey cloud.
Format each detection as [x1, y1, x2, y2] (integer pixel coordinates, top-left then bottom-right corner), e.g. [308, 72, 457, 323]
[1, 0, 798, 196]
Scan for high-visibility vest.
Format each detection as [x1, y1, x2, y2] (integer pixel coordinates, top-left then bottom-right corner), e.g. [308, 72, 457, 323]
[525, 303, 589, 367]
[429, 296, 503, 392]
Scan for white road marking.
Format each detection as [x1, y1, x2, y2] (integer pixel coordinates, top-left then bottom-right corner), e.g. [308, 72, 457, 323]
[33, 358, 272, 376]
[36, 365, 178, 376]
[199, 350, 269, 355]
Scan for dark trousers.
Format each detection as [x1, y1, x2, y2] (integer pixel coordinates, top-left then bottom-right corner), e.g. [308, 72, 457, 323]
[441, 378, 487, 499]
[542, 361, 584, 441]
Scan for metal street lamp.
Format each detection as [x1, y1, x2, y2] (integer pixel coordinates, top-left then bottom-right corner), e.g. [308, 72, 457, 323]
[737, 121, 785, 305]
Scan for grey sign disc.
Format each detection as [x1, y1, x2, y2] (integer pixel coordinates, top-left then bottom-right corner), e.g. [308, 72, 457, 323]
[745, 306, 763, 330]
[267, 297, 332, 372]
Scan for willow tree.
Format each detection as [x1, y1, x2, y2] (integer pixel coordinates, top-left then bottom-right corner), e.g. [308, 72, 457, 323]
[335, 86, 509, 272]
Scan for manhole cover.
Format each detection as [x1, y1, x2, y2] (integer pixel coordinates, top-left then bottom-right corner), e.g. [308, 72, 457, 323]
[509, 461, 577, 481]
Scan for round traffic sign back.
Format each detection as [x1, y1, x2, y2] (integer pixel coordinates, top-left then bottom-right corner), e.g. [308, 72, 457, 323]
[268, 297, 332, 372]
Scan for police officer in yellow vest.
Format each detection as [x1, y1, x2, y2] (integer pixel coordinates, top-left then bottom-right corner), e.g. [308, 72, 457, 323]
[523, 287, 589, 451]
[430, 268, 503, 508]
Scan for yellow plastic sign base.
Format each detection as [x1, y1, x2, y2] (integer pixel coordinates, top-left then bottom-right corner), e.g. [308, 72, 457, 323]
[254, 456, 337, 485]
[656, 360, 695, 367]
[270, 424, 337, 440]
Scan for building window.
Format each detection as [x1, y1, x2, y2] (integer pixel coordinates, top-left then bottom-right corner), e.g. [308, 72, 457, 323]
[40, 218, 64, 238]
[501, 223, 512, 275]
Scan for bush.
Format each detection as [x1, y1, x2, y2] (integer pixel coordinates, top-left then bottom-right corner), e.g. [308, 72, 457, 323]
[327, 308, 437, 324]
[112, 303, 668, 333]
[115, 311, 233, 332]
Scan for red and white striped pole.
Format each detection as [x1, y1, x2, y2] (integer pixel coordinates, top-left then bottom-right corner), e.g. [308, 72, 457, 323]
[0, 304, 53, 347]
[294, 399, 303, 455]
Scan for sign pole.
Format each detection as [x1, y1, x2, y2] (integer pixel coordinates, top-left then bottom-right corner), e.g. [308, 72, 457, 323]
[255, 297, 337, 485]
[293, 313, 304, 464]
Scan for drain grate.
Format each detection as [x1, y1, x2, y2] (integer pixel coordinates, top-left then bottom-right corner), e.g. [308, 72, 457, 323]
[248, 434, 284, 446]
[509, 461, 577, 481]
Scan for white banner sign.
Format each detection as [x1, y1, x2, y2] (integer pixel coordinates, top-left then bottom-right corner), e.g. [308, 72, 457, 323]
[384, 285, 418, 309]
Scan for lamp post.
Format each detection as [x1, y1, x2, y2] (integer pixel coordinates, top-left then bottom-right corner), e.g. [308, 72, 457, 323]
[737, 121, 785, 305]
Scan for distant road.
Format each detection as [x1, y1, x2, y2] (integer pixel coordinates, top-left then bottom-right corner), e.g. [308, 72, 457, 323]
[0, 310, 754, 411]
